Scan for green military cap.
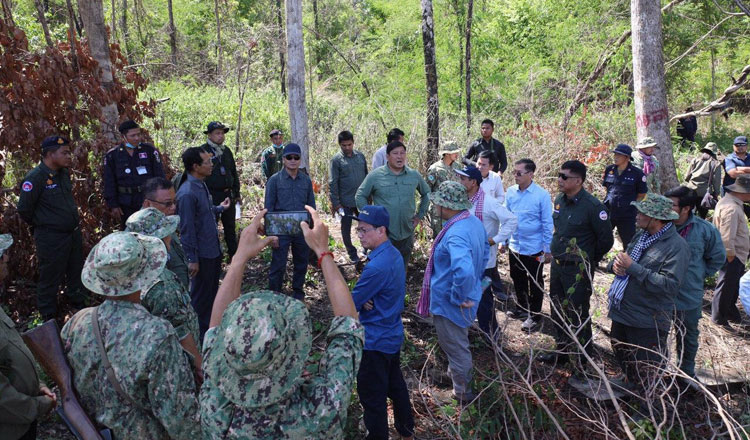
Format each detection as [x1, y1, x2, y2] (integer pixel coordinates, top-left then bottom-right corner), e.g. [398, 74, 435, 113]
[0, 234, 13, 254]
[431, 180, 472, 211]
[204, 291, 312, 408]
[438, 141, 461, 156]
[636, 137, 659, 149]
[701, 142, 718, 157]
[82, 232, 167, 297]
[125, 207, 179, 239]
[630, 194, 679, 221]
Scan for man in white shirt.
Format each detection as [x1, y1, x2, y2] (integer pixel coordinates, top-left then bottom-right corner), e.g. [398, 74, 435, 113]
[477, 150, 505, 203]
[371, 128, 404, 169]
[457, 166, 517, 336]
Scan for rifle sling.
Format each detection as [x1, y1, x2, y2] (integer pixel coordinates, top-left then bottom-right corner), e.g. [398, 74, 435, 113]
[92, 307, 143, 410]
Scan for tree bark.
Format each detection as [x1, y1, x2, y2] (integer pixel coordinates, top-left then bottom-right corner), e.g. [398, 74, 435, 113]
[33, 0, 53, 47]
[421, 0, 440, 166]
[465, 0, 473, 137]
[120, 0, 133, 64]
[631, 0, 676, 191]
[214, 0, 222, 78]
[64, 0, 79, 72]
[285, 0, 310, 169]
[78, 0, 121, 144]
[166, 0, 177, 66]
[110, 0, 116, 42]
[1, 0, 15, 26]
[277, 0, 286, 97]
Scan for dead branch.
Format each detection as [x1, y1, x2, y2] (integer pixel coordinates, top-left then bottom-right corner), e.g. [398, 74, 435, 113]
[670, 64, 750, 121]
[734, 0, 750, 17]
[665, 14, 734, 71]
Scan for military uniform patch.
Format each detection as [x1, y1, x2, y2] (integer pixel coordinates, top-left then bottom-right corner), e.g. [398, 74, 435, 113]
[599, 210, 608, 221]
[642, 175, 647, 182]
[139, 152, 148, 159]
[22, 181, 33, 192]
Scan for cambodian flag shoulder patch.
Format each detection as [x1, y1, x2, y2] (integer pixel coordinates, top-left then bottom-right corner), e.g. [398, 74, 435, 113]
[22, 181, 33, 192]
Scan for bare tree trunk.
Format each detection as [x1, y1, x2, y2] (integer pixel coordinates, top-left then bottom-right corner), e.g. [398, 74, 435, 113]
[710, 48, 716, 135]
[277, 0, 286, 97]
[166, 0, 177, 66]
[34, 0, 53, 47]
[110, 0, 116, 41]
[78, 0, 121, 144]
[421, 0, 440, 165]
[286, 0, 310, 169]
[312, 0, 320, 77]
[465, 0, 473, 137]
[1, 0, 15, 26]
[120, 0, 134, 64]
[64, 0, 79, 73]
[631, 0, 676, 191]
[214, 0, 223, 79]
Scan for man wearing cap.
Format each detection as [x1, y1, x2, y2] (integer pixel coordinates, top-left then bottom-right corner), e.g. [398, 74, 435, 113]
[425, 141, 462, 237]
[631, 137, 661, 194]
[371, 128, 405, 170]
[664, 186, 724, 382]
[723, 136, 750, 213]
[416, 181, 489, 403]
[541, 161, 613, 370]
[685, 142, 722, 218]
[201, 207, 365, 438]
[463, 119, 508, 173]
[457, 166, 517, 335]
[711, 175, 750, 329]
[348, 205, 414, 439]
[603, 144, 648, 249]
[0, 234, 58, 440]
[126, 208, 203, 381]
[607, 194, 690, 390]
[177, 146, 231, 338]
[18, 135, 88, 321]
[261, 129, 285, 180]
[329, 130, 368, 264]
[103, 120, 166, 229]
[265, 143, 316, 301]
[201, 121, 241, 257]
[61, 232, 200, 438]
[356, 141, 430, 273]
[477, 150, 505, 202]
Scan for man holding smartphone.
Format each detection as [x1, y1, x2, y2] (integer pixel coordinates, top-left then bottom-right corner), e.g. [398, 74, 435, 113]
[264, 143, 316, 301]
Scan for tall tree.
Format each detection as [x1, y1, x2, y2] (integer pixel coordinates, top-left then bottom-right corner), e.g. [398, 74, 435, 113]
[421, 0, 440, 165]
[1, 0, 14, 26]
[33, 0, 53, 47]
[214, 0, 223, 78]
[286, 0, 310, 168]
[464, 0, 473, 136]
[631, 0, 676, 190]
[277, 0, 286, 97]
[120, 0, 134, 64]
[78, 0, 121, 144]
[166, 0, 177, 66]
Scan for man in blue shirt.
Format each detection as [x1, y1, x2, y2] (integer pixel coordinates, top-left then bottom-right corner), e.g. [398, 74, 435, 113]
[503, 159, 553, 331]
[724, 135, 750, 216]
[602, 144, 648, 250]
[177, 146, 230, 339]
[265, 143, 316, 301]
[417, 181, 489, 404]
[349, 205, 414, 440]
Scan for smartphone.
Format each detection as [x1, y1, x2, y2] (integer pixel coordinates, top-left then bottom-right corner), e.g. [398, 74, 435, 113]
[264, 211, 313, 236]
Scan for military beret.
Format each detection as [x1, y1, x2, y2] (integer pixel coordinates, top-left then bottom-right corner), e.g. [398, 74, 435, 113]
[118, 120, 140, 134]
[41, 135, 69, 151]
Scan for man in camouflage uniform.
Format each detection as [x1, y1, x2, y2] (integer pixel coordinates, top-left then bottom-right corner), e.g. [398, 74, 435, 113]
[126, 208, 202, 381]
[631, 136, 661, 194]
[61, 232, 200, 439]
[425, 141, 462, 237]
[260, 128, 285, 180]
[201, 207, 364, 439]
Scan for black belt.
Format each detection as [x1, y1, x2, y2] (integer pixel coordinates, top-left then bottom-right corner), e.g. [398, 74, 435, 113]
[118, 186, 143, 194]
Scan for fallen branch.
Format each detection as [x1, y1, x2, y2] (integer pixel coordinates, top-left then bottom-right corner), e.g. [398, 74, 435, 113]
[670, 64, 750, 122]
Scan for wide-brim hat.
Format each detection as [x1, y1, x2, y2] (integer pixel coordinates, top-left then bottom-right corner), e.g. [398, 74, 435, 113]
[125, 208, 179, 239]
[82, 232, 167, 297]
[438, 141, 461, 156]
[204, 291, 312, 408]
[612, 143, 633, 157]
[204, 121, 230, 134]
[630, 194, 679, 221]
[0, 234, 13, 254]
[431, 180, 472, 211]
[726, 176, 750, 194]
[636, 137, 659, 149]
[700, 142, 718, 157]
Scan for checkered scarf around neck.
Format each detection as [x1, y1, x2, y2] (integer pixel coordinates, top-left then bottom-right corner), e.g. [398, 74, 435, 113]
[416, 210, 471, 316]
[638, 150, 655, 175]
[608, 222, 672, 310]
[469, 188, 485, 222]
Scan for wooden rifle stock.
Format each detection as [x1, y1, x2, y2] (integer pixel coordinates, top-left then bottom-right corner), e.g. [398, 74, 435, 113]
[22, 320, 109, 440]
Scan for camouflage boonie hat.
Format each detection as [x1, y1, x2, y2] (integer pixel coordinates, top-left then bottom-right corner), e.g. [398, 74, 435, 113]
[636, 137, 659, 149]
[438, 141, 461, 156]
[431, 180, 472, 211]
[81, 232, 167, 297]
[630, 194, 679, 221]
[701, 142, 718, 157]
[125, 207, 179, 239]
[204, 291, 312, 408]
[0, 234, 13, 254]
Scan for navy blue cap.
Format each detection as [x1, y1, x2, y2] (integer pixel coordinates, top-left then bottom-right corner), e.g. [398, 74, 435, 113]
[348, 205, 390, 228]
[454, 166, 483, 185]
[282, 143, 302, 157]
[205, 121, 230, 134]
[612, 144, 633, 157]
[118, 120, 139, 134]
[734, 136, 748, 146]
[41, 135, 69, 151]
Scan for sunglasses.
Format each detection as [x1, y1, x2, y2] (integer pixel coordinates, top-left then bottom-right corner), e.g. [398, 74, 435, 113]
[558, 173, 579, 181]
[513, 171, 529, 177]
[285, 155, 301, 161]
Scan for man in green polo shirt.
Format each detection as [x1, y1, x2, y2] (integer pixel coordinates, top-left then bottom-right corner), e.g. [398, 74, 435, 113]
[356, 141, 430, 272]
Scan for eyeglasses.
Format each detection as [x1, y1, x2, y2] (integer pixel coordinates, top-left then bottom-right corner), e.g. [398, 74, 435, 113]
[513, 171, 529, 177]
[355, 227, 375, 235]
[557, 173, 579, 181]
[147, 199, 176, 208]
[285, 155, 301, 161]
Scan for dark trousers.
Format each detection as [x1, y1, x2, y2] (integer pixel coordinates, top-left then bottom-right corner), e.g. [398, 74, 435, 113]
[509, 251, 544, 318]
[695, 205, 709, 219]
[390, 235, 414, 274]
[19, 421, 37, 440]
[211, 191, 238, 257]
[549, 262, 593, 367]
[477, 267, 499, 334]
[269, 234, 309, 300]
[712, 258, 745, 324]
[673, 307, 701, 377]
[341, 206, 359, 261]
[190, 256, 222, 341]
[357, 350, 414, 439]
[34, 228, 88, 319]
[611, 216, 636, 251]
[610, 321, 668, 389]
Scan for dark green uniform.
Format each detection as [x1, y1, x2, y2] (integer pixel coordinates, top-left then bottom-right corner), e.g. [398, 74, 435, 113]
[202, 142, 240, 257]
[261, 144, 284, 180]
[17, 162, 88, 319]
[549, 189, 613, 368]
